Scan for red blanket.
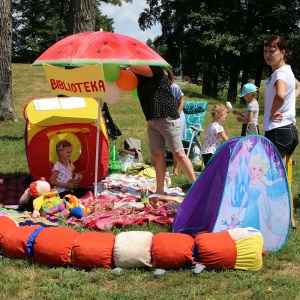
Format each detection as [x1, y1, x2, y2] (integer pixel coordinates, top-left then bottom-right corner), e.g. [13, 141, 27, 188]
[66, 194, 178, 230]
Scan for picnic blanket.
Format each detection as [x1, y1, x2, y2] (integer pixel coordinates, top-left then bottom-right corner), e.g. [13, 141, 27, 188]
[1, 173, 185, 231]
[0, 208, 60, 227]
[96, 173, 184, 199]
[66, 194, 178, 230]
[66, 173, 185, 230]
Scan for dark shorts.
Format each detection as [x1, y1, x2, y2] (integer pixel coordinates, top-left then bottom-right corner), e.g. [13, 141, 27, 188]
[202, 153, 213, 166]
[241, 123, 260, 136]
[265, 124, 299, 156]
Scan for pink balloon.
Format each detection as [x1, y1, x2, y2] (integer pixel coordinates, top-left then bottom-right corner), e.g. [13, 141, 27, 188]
[103, 82, 121, 104]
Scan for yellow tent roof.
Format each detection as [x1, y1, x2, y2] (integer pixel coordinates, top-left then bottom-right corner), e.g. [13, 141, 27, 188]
[24, 97, 99, 126]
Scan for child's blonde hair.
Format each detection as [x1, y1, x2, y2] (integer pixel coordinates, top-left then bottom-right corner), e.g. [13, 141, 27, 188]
[249, 89, 260, 101]
[211, 104, 229, 118]
[56, 139, 72, 153]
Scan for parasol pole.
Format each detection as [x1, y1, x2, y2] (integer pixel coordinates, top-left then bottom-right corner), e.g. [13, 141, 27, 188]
[94, 97, 102, 196]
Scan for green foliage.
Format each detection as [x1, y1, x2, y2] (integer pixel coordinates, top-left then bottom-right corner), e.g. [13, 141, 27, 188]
[138, 0, 300, 100]
[12, 0, 69, 62]
[11, 0, 132, 63]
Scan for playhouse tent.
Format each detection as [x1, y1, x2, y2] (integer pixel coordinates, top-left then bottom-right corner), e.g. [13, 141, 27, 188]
[24, 97, 109, 187]
[173, 135, 291, 252]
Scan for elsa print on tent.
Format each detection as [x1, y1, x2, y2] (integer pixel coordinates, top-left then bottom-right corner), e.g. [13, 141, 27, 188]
[214, 139, 290, 251]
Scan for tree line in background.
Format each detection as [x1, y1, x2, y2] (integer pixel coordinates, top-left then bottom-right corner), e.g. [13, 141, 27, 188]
[1, 0, 300, 120]
[11, 0, 133, 63]
[8, 0, 300, 101]
[140, 0, 300, 101]
[0, 0, 131, 120]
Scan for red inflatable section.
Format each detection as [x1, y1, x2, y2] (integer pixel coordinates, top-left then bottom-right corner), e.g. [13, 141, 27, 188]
[152, 232, 195, 269]
[34, 227, 80, 266]
[0, 216, 18, 242]
[2, 226, 41, 259]
[72, 232, 115, 269]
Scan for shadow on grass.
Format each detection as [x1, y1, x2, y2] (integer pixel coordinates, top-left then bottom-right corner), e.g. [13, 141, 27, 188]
[0, 135, 25, 141]
[0, 172, 32, 178]
[181, 89, 215, 100]
[294, 195, 300, 209]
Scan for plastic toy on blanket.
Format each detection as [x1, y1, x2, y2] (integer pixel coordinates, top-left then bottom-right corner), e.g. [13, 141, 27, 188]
[108, 145, 121, 174]
[0, 216, 264, 273]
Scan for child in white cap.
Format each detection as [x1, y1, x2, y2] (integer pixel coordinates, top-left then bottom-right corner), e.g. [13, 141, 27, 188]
[233, 83, 260, 136]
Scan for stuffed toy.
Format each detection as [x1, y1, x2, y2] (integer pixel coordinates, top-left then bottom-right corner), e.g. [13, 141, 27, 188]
[64, 194, 90, 219]
[74, 173, 82, 182]
[32, 192, 89, 219]
[32, 189, 69, 218]
[18, 177, 51, 212]
[18, 177, 88, 219]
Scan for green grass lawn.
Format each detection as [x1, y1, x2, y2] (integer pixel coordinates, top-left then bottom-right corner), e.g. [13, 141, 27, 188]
[0, 64, 299, 300]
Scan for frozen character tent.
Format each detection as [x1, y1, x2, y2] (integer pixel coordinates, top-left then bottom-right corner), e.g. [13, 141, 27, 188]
[173, 135, 291, 252]
[24, 97, 109, 188]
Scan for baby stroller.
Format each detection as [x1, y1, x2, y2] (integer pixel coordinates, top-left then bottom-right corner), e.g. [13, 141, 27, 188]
[165, 101, 208, 165]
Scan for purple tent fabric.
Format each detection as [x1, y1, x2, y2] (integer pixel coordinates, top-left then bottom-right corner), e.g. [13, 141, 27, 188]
[173, 135, 291, 252]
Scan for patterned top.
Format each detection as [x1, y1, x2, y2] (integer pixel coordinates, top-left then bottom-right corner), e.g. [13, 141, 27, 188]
[243, 100, 259, 124]
[202, 122, 224, 154]
[52, 161, 74, 193]
[135, 66, 180, 121]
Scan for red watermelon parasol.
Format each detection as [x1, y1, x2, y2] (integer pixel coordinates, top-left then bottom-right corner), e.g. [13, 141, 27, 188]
[32, 30, 170, 67]
[32, 30, 170, 195]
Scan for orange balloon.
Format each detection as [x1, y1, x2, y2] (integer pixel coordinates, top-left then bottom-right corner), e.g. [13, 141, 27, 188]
[115, 70, 138, 91]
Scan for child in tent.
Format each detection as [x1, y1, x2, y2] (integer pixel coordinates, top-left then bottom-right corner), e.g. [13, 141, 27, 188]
[232, 83, 260, 136]
[165, 68, 187, 175]
[202, 104, 229, 166]
[50, 140, 89, 199]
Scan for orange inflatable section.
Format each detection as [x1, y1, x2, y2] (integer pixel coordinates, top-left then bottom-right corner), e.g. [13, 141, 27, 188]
[152, 232, 195, 269]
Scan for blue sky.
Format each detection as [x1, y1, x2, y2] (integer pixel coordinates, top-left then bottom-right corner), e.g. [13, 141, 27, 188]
[100, 0, 162, 43]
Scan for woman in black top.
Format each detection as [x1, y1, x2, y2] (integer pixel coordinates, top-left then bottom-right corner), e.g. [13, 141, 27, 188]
[128, 66, 196, 194]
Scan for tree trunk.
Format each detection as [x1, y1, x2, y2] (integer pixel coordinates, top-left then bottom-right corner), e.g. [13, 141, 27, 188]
[0, 0, 17, 122]
[67, 0, 96, 34]
[227, 65, 239, 103]
[202, 71, 213, 97]
[254, 62, 264, 88]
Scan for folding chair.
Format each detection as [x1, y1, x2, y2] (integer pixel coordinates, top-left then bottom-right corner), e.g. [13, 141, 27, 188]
[182, 101, 208, 159]
[164, 101, 208, 165]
